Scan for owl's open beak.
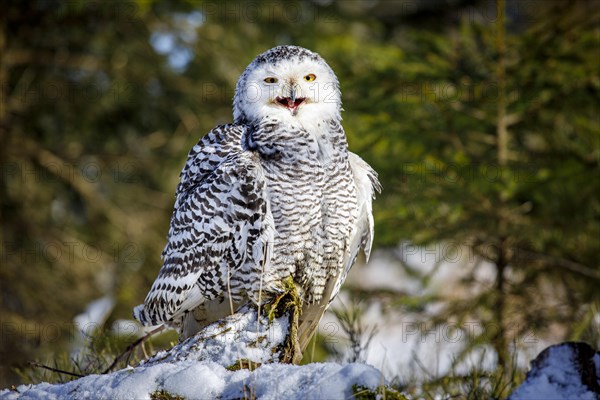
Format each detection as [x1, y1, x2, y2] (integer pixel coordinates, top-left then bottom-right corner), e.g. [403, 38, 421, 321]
[275, 96, 306, 114]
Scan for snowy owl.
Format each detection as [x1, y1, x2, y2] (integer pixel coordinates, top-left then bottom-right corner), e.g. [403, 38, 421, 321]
[134, 45, 380, 349]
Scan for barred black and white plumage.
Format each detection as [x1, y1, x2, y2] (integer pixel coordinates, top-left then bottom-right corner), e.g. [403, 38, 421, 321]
[134, 46, 380, 344]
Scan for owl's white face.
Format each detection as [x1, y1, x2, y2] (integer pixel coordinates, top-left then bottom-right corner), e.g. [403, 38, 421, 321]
[233, 47, 341, 125]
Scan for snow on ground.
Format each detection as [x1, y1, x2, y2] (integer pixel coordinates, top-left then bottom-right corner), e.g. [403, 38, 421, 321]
[71, 295, 116, 359]
[1, 361, 385, 400]
[144, 304, 290, 366]
[508, 342, 600, 400]
[73, 296, 115, 338]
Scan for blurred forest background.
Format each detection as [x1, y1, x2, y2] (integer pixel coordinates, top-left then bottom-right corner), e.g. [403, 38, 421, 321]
[1, 0, 598, 396]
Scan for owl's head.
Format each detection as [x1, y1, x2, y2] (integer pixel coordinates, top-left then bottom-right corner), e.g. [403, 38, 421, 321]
[233, 46, 341, 125]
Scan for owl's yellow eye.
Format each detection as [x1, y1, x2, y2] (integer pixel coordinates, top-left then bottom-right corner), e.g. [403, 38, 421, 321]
[304, 74, 316, 82]
[264, 77, 278, 84]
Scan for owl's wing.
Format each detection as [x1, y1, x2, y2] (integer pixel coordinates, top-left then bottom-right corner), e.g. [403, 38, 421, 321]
[173, 124, 246, 212]
[133, 124, 274, 327]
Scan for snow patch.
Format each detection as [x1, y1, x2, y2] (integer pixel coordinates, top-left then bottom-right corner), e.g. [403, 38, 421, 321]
[509, 342, 600, 400]
[1, 361, 385, 400]
[73, 296, 115, 337]
[145, 305, 290, 367]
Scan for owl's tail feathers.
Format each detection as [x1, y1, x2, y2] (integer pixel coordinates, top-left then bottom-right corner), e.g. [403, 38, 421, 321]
[133, 304, 162, 327]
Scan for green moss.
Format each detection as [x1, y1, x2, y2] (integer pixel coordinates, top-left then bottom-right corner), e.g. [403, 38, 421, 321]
[263, 277, 302, 363]
[352, 384, 409, 400]
[264, 277, 301, 321]
[225, 359, 261, 371]
[150, 389, 185, 400]
[205, 327, 232, 340]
